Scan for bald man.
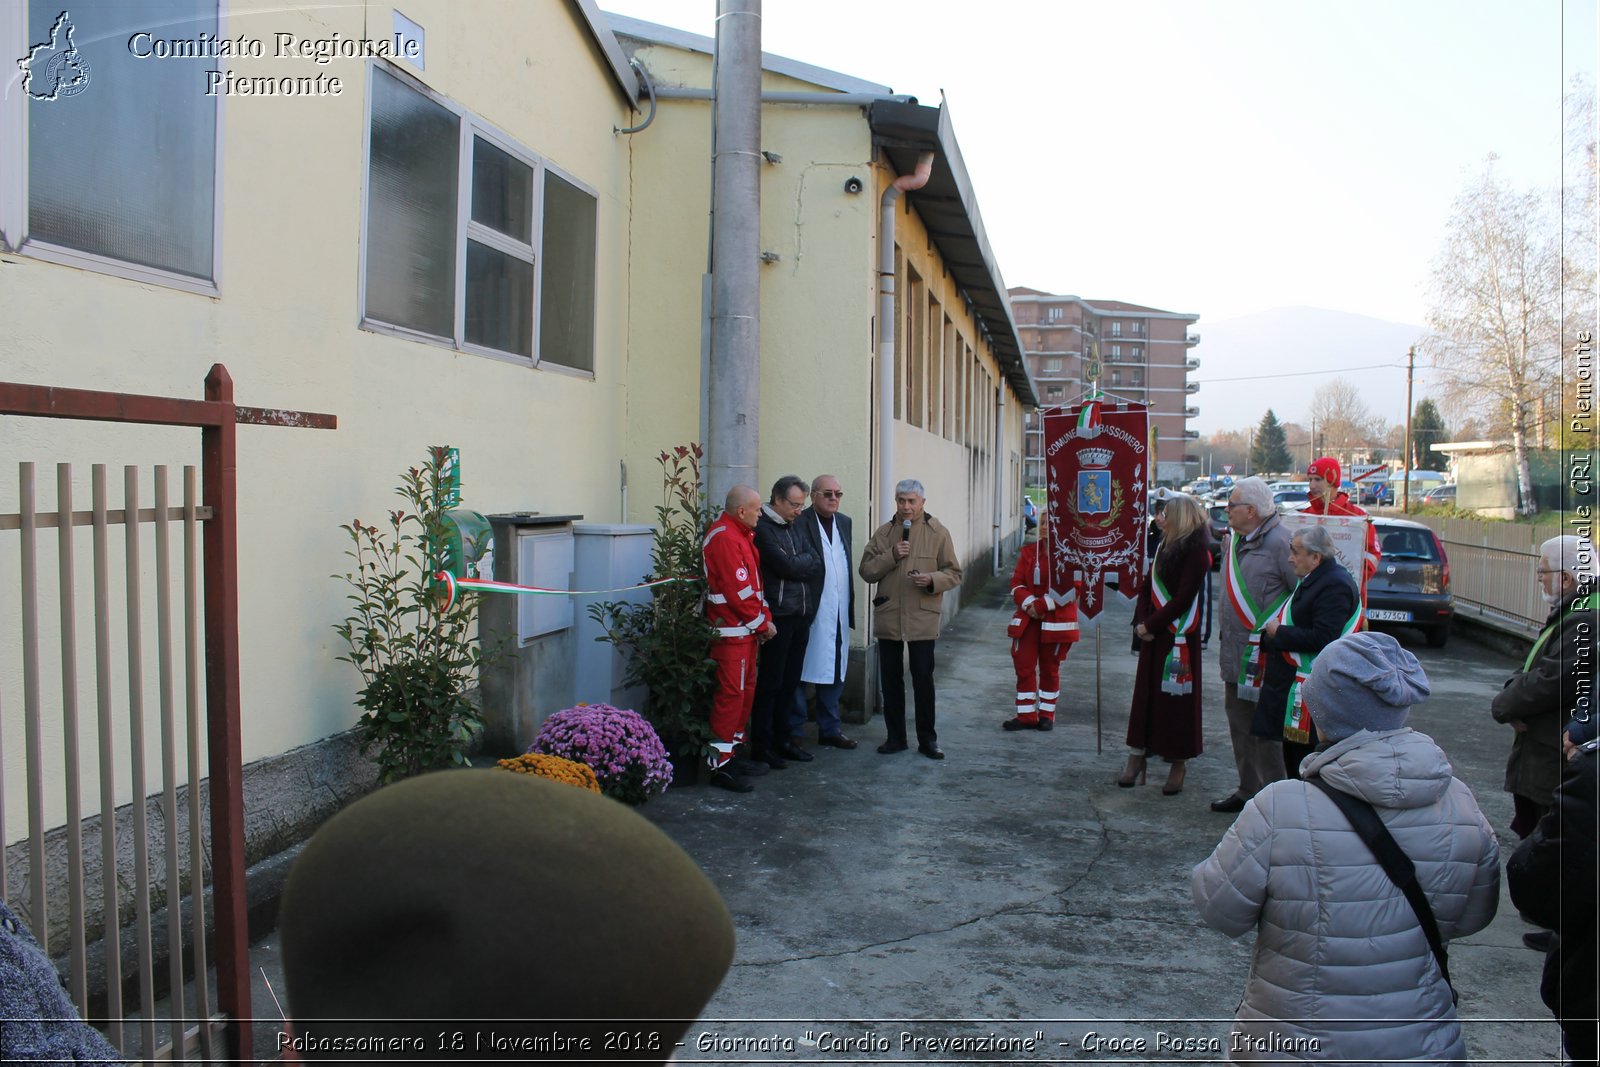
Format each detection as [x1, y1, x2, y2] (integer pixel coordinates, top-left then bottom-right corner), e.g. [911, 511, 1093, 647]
[703, 485, 777, 791]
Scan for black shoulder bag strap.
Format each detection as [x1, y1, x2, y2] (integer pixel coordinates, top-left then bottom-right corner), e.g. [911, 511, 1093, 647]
[1307, 776, 1457, 1005]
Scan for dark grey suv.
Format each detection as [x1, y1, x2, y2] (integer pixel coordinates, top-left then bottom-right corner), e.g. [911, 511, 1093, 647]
[1366, 517, 1453, 648]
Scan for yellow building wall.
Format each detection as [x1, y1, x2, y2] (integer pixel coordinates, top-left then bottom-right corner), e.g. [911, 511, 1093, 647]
[0, 0, 638, 829]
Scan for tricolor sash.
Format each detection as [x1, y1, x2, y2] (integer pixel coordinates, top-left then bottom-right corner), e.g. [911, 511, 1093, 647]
[1273, 582, 1363, 744]
[1222, 532, 1289, 703]
[1151, 567, 1202, 696]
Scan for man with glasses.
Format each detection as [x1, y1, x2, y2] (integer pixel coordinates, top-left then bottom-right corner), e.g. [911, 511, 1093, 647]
[1211, 477, 1297, 813]
[1492, 535, 1598, 847]
[748, 475, 822, 769]
[792, 475, 859, 750]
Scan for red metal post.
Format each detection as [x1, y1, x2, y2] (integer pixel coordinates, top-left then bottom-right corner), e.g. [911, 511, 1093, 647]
[202, 364, 250, 1060]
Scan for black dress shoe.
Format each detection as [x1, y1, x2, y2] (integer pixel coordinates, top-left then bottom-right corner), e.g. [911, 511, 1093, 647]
[1036, 717, 1054, 731]
[776, 742, 814, 762]
[1523, 930, 1556, 952]
[818, 733, 858, 749]
[709, 769, 754, 793]
[750, 750, 786, 770]
[727, 756, 769, 778]
[1001, 717, 1036, 731]
[917, 744, 945, 760]
[877, 739, 909, 754]
[1210, 794, 1246, 813]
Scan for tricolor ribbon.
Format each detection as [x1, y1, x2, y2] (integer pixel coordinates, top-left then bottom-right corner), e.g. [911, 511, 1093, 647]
[1150, 564, 1201, 696]
[1221, 531, 1289, 703]
[1075, 398, 1102, 433]
[1273, 581, 1362, 744]
[432, 571, 684, 613]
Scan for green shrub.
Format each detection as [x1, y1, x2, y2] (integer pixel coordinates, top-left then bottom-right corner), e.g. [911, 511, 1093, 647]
[333, 447, 488, 783]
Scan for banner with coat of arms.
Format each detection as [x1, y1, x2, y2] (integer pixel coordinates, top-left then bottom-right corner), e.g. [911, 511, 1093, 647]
[1042, 399, 1151, 621]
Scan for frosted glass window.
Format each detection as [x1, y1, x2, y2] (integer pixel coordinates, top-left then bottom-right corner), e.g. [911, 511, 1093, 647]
[465, 240, 533, 357]
[471, 137, 532, 243]
[365, 66, 459, 339]
[538, 171, 596, 372]
[26, 0, 217, 279]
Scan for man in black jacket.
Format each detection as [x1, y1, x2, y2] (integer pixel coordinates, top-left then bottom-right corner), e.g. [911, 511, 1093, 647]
[748, 475, 821, 768]
[1493, 534, 1599, 839]
[1253, 523, 1360, 778]
[1509, 721, 1598, 1067]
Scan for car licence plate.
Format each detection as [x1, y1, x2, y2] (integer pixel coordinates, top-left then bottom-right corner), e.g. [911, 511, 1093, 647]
[1367, 609, 1413, 622]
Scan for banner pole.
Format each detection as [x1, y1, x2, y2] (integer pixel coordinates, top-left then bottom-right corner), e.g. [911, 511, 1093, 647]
[1095, 622, 1103, 754]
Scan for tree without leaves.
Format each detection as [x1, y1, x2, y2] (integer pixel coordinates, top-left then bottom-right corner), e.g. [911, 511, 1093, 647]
[1251, 409, 1294, 475]
[1309, 377, 1386, 457]
[1424, 159, 1564, 515]
[1410, 398, 1450, 472]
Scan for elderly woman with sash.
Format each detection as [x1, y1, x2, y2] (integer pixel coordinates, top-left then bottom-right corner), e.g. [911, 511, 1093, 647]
[1121, 492, 1211, 796]
[1211, 477, 1298, 815]
[1255, 523, 1362, 778]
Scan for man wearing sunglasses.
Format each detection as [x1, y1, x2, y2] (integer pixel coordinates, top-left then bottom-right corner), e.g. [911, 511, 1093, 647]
[793, 475, 859, 750]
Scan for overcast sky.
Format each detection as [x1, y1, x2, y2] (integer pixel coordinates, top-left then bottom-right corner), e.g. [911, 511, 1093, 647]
[601, 0, 1596, 328]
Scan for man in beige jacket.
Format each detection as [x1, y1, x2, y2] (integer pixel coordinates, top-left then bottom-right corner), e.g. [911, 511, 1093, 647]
[859, 479, 963, 758]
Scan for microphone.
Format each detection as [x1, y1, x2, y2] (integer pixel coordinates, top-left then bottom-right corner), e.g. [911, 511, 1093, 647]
[901, 519, 912, 542]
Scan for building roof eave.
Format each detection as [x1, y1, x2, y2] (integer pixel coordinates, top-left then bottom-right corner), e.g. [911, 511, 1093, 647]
[869, 99, 1036, 409]
[572, 0, 642, 109]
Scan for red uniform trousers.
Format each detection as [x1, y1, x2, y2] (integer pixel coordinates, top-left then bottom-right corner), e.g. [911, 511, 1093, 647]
[708, 638, 759, 769]
[1011, 622, 1071, 724]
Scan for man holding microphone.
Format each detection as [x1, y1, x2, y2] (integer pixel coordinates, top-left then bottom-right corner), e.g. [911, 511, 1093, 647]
[859, 479, 963, 759]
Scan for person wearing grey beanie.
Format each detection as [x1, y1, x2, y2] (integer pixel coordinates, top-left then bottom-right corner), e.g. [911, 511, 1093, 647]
[1193, 630, 1499, 1065]
[1301, 630, 1431, 743]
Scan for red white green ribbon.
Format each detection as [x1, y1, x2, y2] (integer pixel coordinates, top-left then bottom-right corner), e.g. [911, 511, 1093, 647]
[1222, 531, 1289, 702]
[432, 571, 682, 612]
[1076, 398, 1102, 432]
[1274, 581, 1363, 744]
[1150, 565, 1201, 696]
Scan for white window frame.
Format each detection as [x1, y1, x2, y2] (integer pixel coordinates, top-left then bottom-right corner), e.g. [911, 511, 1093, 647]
[358, 61, 598, 376]
[1110, 320, 1122, 336]
[1046, 306, 1064, 322]
[0, 1, 225, 296]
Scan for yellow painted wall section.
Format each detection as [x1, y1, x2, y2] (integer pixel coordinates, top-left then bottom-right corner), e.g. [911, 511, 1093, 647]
[879, 170, 1028, 571]
[621, 44, 878, 524]
[0, 0, 639, 826]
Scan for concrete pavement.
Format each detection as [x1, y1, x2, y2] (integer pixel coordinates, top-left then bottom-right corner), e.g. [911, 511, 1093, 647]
[228, 567, 1562, 1065]
[635, 570, 1560, 1066]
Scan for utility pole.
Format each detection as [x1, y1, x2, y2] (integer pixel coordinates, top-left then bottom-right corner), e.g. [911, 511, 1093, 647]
[1402, 344, 1415, 512]
[706, 0, 762, 506]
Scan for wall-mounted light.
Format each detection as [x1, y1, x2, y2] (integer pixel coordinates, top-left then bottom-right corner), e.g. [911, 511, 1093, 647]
[843, 176, 864, 194]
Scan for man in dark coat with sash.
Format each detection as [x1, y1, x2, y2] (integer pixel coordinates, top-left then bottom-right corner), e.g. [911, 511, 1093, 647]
[1254, 523, 1361, 778]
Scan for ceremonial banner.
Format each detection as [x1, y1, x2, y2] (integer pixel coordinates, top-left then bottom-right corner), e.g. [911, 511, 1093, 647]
[1042, 399, 1150, 621]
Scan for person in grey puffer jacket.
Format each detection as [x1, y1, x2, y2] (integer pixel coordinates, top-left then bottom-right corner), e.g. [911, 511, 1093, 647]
[1, 899, 124, 1064]
[1192, 631, 1500, 1065]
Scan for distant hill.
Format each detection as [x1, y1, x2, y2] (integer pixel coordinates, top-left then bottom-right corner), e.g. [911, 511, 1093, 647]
[1189, 307, 1428, 435]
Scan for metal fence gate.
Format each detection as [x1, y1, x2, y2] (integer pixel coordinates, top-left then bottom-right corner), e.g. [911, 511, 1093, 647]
[1, 366, 333, 1062]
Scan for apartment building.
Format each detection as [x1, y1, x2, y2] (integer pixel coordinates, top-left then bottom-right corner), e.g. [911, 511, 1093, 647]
[1008, 289, 1201, 486]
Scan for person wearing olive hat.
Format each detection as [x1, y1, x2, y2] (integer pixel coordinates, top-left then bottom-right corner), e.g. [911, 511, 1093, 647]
[1193, 632, 1500, 1065]
[278, 771, 735, 1063]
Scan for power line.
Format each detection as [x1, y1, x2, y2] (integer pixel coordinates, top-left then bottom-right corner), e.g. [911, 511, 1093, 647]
[1194, 362, 1406, 384]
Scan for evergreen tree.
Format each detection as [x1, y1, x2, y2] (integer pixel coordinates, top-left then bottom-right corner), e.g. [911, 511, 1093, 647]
[1410, 399, 1450, 472]
[1251, 409, 1293, 474]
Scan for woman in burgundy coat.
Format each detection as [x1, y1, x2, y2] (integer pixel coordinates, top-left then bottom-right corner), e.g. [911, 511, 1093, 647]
[1121, 492, 1211, 795]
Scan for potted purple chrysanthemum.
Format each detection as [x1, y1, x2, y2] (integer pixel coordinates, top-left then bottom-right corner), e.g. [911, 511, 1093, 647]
[531, 703, 673, 805]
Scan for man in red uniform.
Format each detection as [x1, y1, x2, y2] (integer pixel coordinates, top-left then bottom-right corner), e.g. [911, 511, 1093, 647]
[1002, 519, 1080, 731]
[1305, 456, 1379, 598]
[702, 484, 777, 792]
